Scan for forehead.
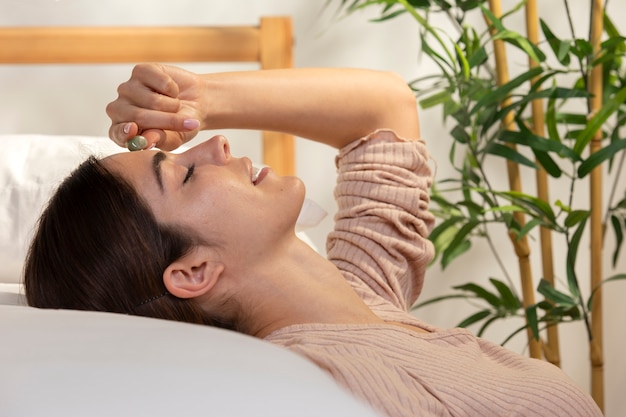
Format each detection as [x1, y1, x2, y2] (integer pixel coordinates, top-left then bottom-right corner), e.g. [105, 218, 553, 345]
[101, 150, 161, 197]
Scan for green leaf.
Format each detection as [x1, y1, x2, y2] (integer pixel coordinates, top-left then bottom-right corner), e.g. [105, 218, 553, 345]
[440, 237, 471, 270]
[537, 279, 576, 307]
[486, 204, 527, 214]
[587, 274, 626, 310]
[525, 305, 540, 341]
[573, 85, 626, 155]
[566, 214, 590, 299]
[370, 9, 406, 22]
[419, 89, 453, 109]
[515, 217, 547, 240]
[555, 112, 589, 125]
[429, 216, 464, 244]
[577, 138, 626, 177]
[546, 95, 560, 142]
[489, 278, 520, 310]
[481, 5, 545, 63]
[457, 200, 484, 218]
[492, 29, 546, 63]
[457, 309, 492, 328]
[412, 293, 474, 310]
[603, 13, 622, 39]
[564, 210, 591, 228]
[500, 129, 581, 161]
[398, 0, 455, 63]
[494, 190, 557, 225]
[611, 215, 624, 267]
[540, 19, 571, 66]
[453, 282, 502, 308]
[555, 200, 572, 213]
[453, 41, 470, 80]
[486, 143, 538, 169]
[467, 46, 488, 69]
[536, 300, 554, 311]
[571, 38, 593, 58]
[429, 217, 464, 261]
[441, 219, 478, 268]
[469, 67, 543, 116]
[533, 150, 562, 178]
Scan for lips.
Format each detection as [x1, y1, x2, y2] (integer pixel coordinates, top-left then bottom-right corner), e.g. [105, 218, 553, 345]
[252, 166, 269, 186]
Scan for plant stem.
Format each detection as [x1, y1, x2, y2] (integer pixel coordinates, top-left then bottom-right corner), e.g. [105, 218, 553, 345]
[564, 0, 589, 95]
[603, 131, 626, 241]
[484, 227, 518, 293]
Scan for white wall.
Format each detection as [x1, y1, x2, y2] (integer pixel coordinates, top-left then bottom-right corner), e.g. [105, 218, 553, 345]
[1, 1, 623, 415]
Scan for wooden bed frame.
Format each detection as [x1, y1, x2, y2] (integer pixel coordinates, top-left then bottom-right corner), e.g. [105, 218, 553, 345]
[0, 16, 295, 175]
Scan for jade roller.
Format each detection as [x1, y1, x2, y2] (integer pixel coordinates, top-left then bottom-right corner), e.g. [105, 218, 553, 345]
[126, 135, 148, 151]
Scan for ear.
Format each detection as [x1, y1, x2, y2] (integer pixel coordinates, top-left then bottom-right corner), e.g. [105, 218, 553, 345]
[163, 247, 225, 299]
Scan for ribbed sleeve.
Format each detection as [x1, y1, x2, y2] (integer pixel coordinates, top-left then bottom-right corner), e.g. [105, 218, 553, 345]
[327, 129, 435, 312]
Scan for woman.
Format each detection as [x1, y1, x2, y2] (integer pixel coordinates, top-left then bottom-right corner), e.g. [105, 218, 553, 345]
[25, 65, 601, 417]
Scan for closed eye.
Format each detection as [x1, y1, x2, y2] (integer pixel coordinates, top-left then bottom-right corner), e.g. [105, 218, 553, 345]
[183, 164, 195, 184]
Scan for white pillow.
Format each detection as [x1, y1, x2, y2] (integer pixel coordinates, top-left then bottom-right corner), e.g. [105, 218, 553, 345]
[0, 283, 25, 306]
[0, 305, 380, 417]
[0, 134, 122, 284]
[0, 134, 323, 285]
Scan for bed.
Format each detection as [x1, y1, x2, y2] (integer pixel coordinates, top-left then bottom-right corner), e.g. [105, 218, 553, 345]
[0, 18, 379, 417]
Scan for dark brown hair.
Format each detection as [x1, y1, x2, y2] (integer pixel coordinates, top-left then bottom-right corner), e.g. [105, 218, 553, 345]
[23, 156, 217, 326]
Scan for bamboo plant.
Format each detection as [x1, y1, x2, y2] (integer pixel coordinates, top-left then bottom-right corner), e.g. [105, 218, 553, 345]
[330, 0, 626, 411]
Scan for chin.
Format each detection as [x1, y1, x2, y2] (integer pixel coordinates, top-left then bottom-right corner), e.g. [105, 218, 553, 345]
[294, 177, 306, 203]
[280, 176, 306, 227]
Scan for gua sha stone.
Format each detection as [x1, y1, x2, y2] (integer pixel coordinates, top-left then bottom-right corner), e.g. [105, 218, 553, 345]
[126, 135, 148, 151]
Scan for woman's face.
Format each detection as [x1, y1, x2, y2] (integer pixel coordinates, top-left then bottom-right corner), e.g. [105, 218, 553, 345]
[103, 135, 305, 259]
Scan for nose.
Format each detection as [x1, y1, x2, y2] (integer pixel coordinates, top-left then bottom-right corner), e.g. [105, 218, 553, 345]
[185, 135, 231, 165]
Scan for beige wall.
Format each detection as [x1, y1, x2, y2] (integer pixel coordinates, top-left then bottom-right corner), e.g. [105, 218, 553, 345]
[1, 1, 624, 415]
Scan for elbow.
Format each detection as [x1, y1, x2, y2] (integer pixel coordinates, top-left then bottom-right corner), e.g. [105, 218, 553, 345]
[381, 71, 420, 138]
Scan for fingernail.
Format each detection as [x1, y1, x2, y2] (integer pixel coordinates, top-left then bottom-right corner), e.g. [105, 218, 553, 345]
[126, 135, 148, 151]
[183, 119, 200, 130]
[123, 123, 132, 134]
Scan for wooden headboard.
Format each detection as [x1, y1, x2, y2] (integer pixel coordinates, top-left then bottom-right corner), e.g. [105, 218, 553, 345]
[0, 16, 295, 175]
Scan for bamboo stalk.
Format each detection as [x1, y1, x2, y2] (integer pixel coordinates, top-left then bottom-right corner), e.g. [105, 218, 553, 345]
[524, 0, 561, 368]
[588, 0, 605, 411]
[486, 0, 542, 359]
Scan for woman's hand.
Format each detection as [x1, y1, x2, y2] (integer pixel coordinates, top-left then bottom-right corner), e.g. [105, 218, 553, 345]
[106, 64, 205, 151]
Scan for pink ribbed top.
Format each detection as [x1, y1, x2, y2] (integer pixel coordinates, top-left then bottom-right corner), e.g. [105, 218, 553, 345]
[265, 130, 601, 417]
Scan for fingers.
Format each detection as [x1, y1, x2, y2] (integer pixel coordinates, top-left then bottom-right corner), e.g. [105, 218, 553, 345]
[107, 116, 200, 151]
[106, 63, 200, 149]
[131, 63, 180, 99]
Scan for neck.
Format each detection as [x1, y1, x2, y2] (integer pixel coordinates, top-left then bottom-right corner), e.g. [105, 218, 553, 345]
[220, 235, 381, 338]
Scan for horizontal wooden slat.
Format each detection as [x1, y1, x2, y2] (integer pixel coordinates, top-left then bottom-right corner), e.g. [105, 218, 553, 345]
[0, 26, 261, 64]
[0, 17, 296, 176]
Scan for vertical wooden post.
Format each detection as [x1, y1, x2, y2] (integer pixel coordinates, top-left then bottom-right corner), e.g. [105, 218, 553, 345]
[260, 17, 295, 176]
[524, 0, 561, 368]
[588, 0, 605, 411]
[486, 0, 542, 359]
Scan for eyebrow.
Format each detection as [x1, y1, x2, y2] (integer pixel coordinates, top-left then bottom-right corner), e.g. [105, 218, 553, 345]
[152, 151, 166, 193]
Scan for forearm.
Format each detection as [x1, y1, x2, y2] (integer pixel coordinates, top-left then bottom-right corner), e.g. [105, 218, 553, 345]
[200, 68, 420, 148]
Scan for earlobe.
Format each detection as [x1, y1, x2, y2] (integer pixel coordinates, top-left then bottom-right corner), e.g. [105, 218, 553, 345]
[163, 248, 224, 299]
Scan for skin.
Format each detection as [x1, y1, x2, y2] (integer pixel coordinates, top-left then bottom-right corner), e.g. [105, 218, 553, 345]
[106, 65, 427, 337]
